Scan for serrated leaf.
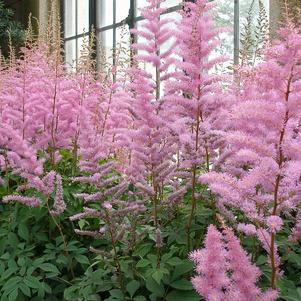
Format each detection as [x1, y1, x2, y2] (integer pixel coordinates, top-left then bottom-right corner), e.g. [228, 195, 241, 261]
[145, 276, 164, 297]
[8, 233, 18, 248]
[19, 282, 31, 297]
[166, 257, 182, 266]
[126, 280, 140, 298]
[23, 275, 41, 289]
[8, 288, 18, 301]
[3, 276, 21, 292]
[172, 260, 193, 280]
[136, 259, 150, 268]
[152, 270, 164, 285]
[170, 279, 193, 291]
[110, 289, 124, 299]
[18, 223, 29, 241]
[39, 263, 60, 275]
[166, 290, 200, 301]
[75, 254, 90, 265]
[134, 296, 146, 301]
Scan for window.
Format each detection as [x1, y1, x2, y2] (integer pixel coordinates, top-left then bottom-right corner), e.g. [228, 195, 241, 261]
[63, 0, 270, 69]
[64, 0, 90, 69]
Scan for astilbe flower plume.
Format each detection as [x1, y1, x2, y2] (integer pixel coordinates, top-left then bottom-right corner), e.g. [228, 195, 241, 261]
[0, 39, 76, 209]
[162, 0, 227, 249]
[190, 225, 278, 301]
[200, 19, 301, 288]
[70, 161, 146, 255]
[114, 0, 180, 255]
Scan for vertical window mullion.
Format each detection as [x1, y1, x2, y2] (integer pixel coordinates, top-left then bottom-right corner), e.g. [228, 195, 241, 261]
[75, 0, 78, 61]
[90, 0, 96, 32]
[113, 0, 117, 67]
[129, 0, 137, 64]
[234, 0, 240, 65]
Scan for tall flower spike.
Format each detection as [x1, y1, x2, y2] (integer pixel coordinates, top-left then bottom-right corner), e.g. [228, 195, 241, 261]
[190, 225, 278, 301]
[199, 18, 301, 288]
[50, 174, 66, 216]
[3, 195, 41, 207]
[189, 225, 229, 300]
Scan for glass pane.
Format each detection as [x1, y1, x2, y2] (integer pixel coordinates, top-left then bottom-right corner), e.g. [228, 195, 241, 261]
[138, 0, 180, 12]
[116, 25, 131, 67]
[116, 0, 130, 23]
[97, 0, 113, 28]
[240, 0, 269, 24]
[65, 39, 76, 69]
[64, 0, 76, 38]
[98, 29, 114, 66]
[77, 1, 89, 34]
[77, 36, 90, 59]
[239, 0, 269, 64]
[161, 0, 181, 8]
[137, 0, 148, 14]
[214, 0, 234, 58]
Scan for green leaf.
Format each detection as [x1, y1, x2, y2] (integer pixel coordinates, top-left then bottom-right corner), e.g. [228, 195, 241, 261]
[23, 275, 41, 289]
[166, 257, 182, 266]
[75, 254, 90, 265]
[64, 286, 78, 300]
[134, 296, 146, 301]
[78, 220, 86, 230]
[166, 290, 200, 301]
[145, 276, 164, 297]
[19, 282, 31, 297]
[0, 267, 18, 281]
[126, 280, 140, 298]
[7, 233, 18, 248]
[281, 296, 301, 301]
[152, 270, 164, 285]
[170, 279, 193, 291]
[172, 260, 194, 280]
[8, 288, 18, 301]
[287, 253, 301, 269]
[3, 276, 21, 293]
[18, 223, 29, 241]
[136, 259, 150, 268]
[1, 252, 10, 260]
[133, 244, 152, 257]
[39, 263, 60, 275]
[110, 289, 124, 299]
[256, 255, 267, 265]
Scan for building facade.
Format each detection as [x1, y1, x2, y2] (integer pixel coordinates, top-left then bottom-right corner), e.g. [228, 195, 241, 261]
[4, 0, 283, 68]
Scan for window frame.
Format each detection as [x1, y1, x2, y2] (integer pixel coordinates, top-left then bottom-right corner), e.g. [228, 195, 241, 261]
[62, 0, 244, 67]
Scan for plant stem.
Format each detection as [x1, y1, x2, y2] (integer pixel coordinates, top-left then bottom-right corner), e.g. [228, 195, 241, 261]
[270, 71, 292, 289]
[106, 212, 126, 295]
[46, 200, 75, 279]
[187, 165, 197, 252]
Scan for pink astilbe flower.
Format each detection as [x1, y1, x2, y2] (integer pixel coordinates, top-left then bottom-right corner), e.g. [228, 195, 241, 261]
[190, 225, 278, 301]
[199, 19, 301, 288]
[256, 228, 281, 277]
[3, 195, 41, 207]
[50, 174, 66, 216]
[189, 225, 229, 300]
[289, 210, 301, 242]
[165, 0, 227, 170]
[161, 0, 228, 239]
[266, 216, 283, 234]
[237, 223, 257, 236]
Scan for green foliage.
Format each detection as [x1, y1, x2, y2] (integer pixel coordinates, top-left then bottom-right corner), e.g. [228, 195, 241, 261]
[1, 152, 301, 300]
[0, 0, 25, 58]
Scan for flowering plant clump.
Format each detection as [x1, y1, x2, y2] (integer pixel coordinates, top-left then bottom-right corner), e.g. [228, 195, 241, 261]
[1, 0, 301, 300]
